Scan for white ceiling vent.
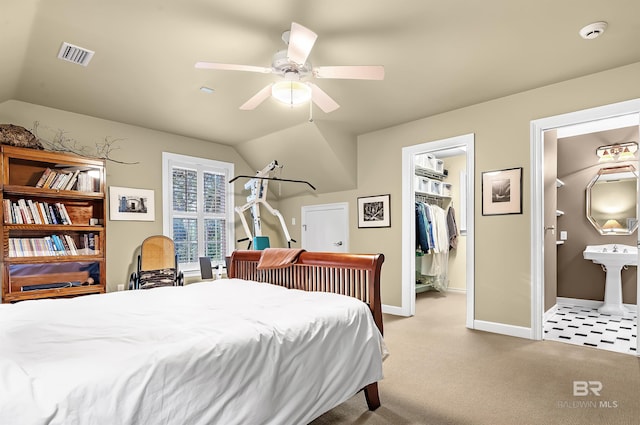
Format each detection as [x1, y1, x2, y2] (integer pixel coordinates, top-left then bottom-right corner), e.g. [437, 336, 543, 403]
[57, 42, 95, 66]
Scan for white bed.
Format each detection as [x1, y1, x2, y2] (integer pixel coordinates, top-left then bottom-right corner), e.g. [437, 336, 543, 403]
[0, 277, 386, 424]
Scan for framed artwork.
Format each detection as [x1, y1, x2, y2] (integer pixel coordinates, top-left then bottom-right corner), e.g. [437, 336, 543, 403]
[109, 186, 155, 221]
[482, 167, 523, 216]
[358, 194, 391, 228]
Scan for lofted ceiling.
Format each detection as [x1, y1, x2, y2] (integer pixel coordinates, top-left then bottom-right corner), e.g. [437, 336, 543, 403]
[2, 0, 640, 196]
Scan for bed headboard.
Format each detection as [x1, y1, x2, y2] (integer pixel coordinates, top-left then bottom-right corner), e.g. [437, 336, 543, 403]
[227, 250, 385, 335]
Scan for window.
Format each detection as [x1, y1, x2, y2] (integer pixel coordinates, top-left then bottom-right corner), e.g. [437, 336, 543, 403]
[162, 153, 234, 274]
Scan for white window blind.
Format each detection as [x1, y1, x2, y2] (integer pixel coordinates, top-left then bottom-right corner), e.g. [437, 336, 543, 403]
[163, 153, 234, 274]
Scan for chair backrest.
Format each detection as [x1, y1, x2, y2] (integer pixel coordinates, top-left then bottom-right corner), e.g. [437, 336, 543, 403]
[140, 235, 176, 271]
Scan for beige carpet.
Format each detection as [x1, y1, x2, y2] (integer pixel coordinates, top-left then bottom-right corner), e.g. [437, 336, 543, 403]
[311, 291, 640, 425]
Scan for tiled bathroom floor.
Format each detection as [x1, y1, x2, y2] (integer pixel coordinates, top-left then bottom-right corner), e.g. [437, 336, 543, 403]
[544, 304, 637, 355]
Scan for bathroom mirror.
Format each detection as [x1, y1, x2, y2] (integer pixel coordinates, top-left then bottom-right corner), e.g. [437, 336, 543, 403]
[586, 165, 638, 235]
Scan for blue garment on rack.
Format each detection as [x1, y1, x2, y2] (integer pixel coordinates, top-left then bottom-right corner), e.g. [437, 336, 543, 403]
[415, 202, 430, 253]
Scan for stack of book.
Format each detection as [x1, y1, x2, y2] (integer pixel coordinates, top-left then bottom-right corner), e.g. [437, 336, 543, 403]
[8, 234, 85, 257]
[35, 168, 80, 191]
[2, 199, 72, 225]
[35, 168, 99, 192]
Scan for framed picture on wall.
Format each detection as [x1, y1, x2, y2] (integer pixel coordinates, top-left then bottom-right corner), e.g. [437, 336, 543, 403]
[481, 167, 523, 216]
[358, 194, 391, 228]
[109, 186, 155, 221]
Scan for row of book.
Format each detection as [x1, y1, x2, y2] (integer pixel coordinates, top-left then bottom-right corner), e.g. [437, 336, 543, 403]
[35, 168, 99, 192]
[8, 233, 100, 257]
[3, 199, 73, 225]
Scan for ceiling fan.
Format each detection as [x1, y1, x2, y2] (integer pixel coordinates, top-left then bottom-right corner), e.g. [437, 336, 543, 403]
[195, 22, 384, 113]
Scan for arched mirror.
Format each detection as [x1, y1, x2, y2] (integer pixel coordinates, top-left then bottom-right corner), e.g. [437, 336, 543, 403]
[586, 164, 638, 235]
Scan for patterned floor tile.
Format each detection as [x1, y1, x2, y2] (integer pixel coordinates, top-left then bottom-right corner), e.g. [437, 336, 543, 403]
[544, 305, 637, 355]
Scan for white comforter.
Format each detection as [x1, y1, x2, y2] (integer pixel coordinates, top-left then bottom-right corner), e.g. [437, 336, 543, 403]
[0, 279, 386, 425]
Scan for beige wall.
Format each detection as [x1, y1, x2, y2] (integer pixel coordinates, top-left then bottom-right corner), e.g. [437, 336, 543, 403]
[281, 62, 640, 328]
[0, 100, 283, 291]
[3, 61, 640, 329]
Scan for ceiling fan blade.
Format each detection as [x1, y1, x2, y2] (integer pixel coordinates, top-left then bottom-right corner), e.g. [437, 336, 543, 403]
[313, 65, 385, 80]
[195, 62, 272, 74]
[287, 22, 317, 65]
[239, 84, 273, 110]
[308, 83, 340, 113]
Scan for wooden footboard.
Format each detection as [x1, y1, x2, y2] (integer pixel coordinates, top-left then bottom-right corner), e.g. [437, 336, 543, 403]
[227, 250, 385, 410]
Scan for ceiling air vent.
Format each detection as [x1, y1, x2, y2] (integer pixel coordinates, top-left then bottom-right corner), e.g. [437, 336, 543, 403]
[57, 42, 95, 66]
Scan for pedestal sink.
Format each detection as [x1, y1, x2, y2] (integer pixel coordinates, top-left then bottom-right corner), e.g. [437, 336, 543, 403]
[583, 244, 637, 315]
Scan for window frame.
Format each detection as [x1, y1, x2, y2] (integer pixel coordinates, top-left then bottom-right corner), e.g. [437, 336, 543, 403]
[162, 152, 234, 276]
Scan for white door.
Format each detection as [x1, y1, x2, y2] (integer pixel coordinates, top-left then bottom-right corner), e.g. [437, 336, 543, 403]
[301, 203, 349, 252]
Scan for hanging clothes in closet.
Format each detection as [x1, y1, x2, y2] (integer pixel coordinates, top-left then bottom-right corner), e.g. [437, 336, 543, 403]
[415, 200, 458, 292]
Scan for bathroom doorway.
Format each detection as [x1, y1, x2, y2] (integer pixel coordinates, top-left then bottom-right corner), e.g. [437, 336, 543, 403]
[531, 99, 640, 356]
[400, 133, 475, 328]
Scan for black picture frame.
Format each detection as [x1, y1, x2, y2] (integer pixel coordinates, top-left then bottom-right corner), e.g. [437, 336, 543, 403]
[358, 194, 391, 228]
[481, 167, 523, 216]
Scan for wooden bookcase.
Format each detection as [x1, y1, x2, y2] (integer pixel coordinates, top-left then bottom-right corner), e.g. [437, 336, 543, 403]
[1, 145, 106, 302]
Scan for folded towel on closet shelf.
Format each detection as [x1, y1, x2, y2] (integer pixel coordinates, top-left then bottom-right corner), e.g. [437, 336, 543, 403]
[256, 248, 306, 270]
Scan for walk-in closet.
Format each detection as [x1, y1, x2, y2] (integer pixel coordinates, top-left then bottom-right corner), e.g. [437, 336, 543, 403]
[413, 150, 467, 295]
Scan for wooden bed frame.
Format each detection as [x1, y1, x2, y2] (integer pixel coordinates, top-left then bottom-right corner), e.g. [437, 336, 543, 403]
[227, 250, 385, 410]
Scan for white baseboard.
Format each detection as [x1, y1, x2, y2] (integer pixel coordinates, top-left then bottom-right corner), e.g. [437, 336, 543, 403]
[557, 297, 638, 313]
[382, 304, 410, 316]
[544, 303, 558, 322]
[473, 320, 532, 339]
[446, 287, 466, 294]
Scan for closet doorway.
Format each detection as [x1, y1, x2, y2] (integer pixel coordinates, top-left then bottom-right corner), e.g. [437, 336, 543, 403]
[400, 133, 475, 328]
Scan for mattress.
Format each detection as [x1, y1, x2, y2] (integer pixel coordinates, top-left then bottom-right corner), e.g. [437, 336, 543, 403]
[0, 278, 386, 425]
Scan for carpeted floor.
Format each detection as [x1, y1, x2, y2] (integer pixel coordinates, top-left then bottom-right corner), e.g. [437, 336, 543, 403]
[310, 291, 640, 425]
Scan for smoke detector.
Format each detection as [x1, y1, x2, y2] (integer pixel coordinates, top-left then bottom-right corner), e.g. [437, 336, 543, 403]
[579, 21, 608, 40]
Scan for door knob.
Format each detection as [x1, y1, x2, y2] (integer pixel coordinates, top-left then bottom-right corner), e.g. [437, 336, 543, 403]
[333, 241, 343, 246]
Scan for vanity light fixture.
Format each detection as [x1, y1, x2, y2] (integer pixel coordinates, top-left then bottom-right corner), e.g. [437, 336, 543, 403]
[602, 219, 623, 231]
[596, 142, 638, 163]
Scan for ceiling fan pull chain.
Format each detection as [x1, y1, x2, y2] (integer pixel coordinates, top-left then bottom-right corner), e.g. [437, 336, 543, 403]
[309, 100, 314, 123]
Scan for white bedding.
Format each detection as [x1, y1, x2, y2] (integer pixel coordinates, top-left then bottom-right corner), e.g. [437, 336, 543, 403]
[0, 279, 386, 425]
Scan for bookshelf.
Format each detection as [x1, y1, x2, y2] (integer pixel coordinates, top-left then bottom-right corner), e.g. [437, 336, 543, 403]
[1, 145, 106, 302]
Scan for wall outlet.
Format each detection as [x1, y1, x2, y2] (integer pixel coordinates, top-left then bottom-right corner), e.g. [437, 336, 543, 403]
[291, 217, 296, 225]
[117, 284, 125, 291]
[560, 231, 568, 241]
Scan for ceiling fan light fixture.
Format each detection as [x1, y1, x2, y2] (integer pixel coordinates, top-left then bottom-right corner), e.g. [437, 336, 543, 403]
[271, 81, 311, 106]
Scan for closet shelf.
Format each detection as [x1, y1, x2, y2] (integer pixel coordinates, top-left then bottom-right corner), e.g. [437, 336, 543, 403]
[415, 165, 446, 180]
[415, 191, 449, 207]
[415, 190, 451, 199]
